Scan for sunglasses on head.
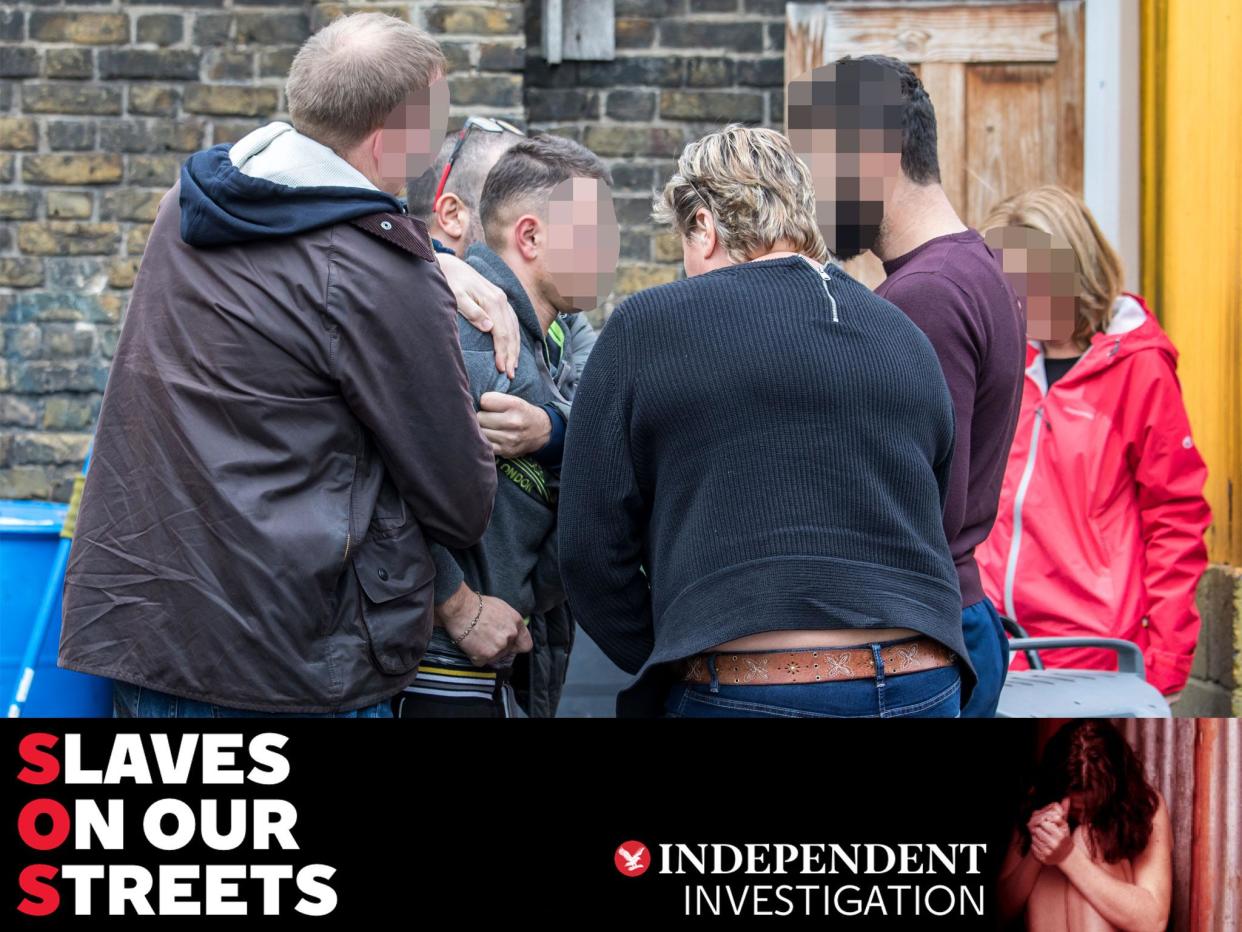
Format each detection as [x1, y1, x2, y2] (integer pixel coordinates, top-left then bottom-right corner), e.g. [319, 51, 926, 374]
[432, 116, 526, 209]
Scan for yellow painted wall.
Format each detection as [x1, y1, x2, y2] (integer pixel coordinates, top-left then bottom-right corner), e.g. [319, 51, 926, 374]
[1142, 0, 1242, 565]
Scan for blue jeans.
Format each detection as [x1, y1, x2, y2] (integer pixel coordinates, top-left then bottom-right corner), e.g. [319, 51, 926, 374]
[959, 597, 1009, 718]
[663, 644, 962, 718]
[112, 681, 393, 718]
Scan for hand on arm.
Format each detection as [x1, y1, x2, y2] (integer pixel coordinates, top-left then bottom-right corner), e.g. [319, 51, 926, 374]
[478, 391, 553, 458]
[436, 251, 520, 379]
[1028, 802, 1075, 866]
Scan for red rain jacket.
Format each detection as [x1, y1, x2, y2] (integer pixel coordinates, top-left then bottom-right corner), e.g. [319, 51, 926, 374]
[977, 293, 1211, 695]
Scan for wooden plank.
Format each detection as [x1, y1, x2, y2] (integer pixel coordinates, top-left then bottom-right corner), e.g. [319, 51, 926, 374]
[1054, 0, 1084, 193]
[785, 9, 825, 88]
[1037, 62, 1059, 183]
[919, 61, 968, 217]
[787, 2, 1059, 78]
[964, 64, 1056, 226]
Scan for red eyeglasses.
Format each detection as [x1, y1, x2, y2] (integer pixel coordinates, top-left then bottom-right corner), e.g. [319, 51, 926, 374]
[432, 116, 525, 210]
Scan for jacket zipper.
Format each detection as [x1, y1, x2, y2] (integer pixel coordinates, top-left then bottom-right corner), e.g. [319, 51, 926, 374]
[343, 529, 352, 564]
[1003, 336, 1114, 619]
[1002, 406, 1043, 620]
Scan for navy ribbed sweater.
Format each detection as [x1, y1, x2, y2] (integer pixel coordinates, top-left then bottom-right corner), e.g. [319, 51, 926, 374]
[558, 255, 971, 716]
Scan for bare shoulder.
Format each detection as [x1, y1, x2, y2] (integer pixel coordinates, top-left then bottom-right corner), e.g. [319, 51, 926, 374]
[1153, 790, 1171, 828]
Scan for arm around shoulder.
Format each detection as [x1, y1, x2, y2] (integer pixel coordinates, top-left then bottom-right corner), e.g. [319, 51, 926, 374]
[327, 235, 497, 549]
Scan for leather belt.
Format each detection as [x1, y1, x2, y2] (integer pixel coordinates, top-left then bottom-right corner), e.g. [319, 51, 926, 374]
[680, 636, 956, 686]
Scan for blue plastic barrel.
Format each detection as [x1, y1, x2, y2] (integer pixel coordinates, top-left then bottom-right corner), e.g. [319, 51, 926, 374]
[1, 499, 112, 716]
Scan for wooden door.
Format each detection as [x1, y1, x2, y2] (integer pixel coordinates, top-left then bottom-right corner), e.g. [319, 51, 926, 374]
[786, 1, 1084, 286]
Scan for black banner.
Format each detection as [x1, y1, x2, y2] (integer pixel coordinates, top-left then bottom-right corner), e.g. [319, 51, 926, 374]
[6, 721, 1040, 927]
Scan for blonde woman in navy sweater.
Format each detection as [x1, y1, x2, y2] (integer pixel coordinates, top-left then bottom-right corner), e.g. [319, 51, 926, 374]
[559, 125, 970, 718]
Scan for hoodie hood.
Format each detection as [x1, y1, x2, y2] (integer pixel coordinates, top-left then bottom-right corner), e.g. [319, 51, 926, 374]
[1096, 292, 1178, 362]
[463, 241, 547, 344]
[179, 122, 403, 247]
[1025, 292, 1177, 393]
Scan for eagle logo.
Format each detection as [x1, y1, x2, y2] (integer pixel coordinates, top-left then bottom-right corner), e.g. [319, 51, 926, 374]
[614, 841, 651, 876]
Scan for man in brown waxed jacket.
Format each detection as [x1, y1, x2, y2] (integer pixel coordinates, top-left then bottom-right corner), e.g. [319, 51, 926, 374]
[58, 14, 532, 717]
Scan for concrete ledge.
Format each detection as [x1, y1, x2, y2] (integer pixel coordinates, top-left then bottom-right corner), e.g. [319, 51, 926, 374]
[1189, 564, 1241, 716]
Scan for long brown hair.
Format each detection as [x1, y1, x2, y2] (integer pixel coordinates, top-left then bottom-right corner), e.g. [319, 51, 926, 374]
[981, 185, 1125, 347]
[1019, 721, 1159, 864]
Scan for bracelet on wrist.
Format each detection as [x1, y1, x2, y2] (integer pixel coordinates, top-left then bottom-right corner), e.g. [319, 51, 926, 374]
[450, 590, 484, 646]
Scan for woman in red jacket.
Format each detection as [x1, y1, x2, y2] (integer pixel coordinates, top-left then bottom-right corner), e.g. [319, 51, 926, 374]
[976, 186, 1211, 698]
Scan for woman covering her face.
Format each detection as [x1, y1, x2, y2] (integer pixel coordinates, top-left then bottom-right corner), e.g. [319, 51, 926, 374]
[999, 721, 1172, 931]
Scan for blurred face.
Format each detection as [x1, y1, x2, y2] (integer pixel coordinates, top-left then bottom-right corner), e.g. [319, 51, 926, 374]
[985, 225, 1082, 343]
[788, 63, 904, 260]
[542, 176, 620, 312]
[377, 74, 450, 189]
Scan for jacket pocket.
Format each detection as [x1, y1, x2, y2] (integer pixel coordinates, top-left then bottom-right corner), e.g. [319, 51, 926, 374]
[369, 473, 407, 533]
[351, 524, 436, 675]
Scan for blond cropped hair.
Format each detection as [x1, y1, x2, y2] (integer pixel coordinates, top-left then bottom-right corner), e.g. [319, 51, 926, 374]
[286, 12, 446, 154]
[654, 124, 828, 264]
[981, 185, 1125, 344]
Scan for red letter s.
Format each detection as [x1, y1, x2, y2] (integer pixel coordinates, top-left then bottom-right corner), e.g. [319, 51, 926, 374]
[18, 864, 60, 916]
[17, 733, 61, 785]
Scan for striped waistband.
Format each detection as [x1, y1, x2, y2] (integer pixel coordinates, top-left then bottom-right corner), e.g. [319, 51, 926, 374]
[415, 663, 498, 681]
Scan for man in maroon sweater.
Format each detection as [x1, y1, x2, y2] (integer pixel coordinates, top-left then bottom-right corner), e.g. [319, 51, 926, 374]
[789, 56, 1025, 716]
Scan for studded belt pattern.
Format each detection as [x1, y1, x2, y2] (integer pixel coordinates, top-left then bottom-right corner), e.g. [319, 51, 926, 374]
[680, 637, 956, 686]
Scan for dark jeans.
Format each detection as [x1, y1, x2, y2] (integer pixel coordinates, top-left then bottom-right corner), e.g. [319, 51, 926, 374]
[959, 597, 1009, 718]
[112, 681, 392, 718]
[663, 642, 962, 718]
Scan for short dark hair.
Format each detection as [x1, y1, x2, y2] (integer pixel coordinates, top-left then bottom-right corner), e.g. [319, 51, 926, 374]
[790, 55, 941, 185]
[849, 55, 940, 185]
[479, 134, 612, 241]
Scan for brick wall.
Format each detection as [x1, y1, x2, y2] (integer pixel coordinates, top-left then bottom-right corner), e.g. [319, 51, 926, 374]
[525, 0, 787, 321]
[0, 1, 525, 501]
[0, 0, 782, 501]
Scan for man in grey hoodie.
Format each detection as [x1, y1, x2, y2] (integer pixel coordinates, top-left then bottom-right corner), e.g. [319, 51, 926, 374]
[394, 134, 619, 719]
[407, 121, 600, 457]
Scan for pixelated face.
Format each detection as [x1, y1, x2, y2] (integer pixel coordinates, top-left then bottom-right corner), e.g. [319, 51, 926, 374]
[377, 74, 450, 187]
[788, 62, 904, 260]
[544, 176, 620, 312]
[985, 226, 1082, 343]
